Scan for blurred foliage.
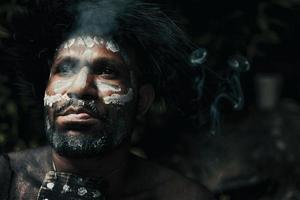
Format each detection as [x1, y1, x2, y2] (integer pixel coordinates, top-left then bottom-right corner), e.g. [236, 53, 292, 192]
[0, 0, 25, 39]
[0, 0, 44, 153]
[189, 0, 300, 64]
[0, 75, 22, 152]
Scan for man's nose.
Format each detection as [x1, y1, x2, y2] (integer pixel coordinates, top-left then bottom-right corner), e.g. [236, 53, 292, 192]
[66, 66, 98, 100]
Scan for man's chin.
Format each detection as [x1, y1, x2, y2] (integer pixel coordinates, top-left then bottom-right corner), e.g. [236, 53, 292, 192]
[46, 130, 114, 158]
[61, 129, 97, 137]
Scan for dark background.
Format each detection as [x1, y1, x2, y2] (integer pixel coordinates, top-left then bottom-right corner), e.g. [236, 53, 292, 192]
[1, 0, 300, 199]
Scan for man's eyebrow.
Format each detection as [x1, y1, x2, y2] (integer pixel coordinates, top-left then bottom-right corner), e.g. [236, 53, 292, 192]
[92, 58, 127, 69]
[53, 57, 80, 67]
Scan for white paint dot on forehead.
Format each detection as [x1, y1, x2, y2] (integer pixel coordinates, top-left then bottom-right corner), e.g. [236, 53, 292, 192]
[64, 42, 69, 49]
[83, 36, 97, 48]
[103, 88, 134, 105]
[93, 37, 100, 45]
[63, 38, 76, 49]
[67, 38, 76, 49]
[106, 40, 120, 53]
[76, 37, 85, 46]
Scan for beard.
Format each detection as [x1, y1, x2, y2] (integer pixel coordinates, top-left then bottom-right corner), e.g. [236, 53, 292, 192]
[44, 98, 133, 158]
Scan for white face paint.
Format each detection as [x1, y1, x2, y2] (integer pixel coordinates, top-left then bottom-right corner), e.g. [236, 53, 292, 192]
[95, 80, 122, 93]
[53, 79, 73, 94]
[44, 93, 89, 107]
[44, 93, 71, 107]
[64, 38, 76, 49]
[83, 36, 96, 48]
[52, 66, 89, 94]
[103, 88, 134, 105]
[44, 36, 133, 108]
[92, 37, 100, 45]
[72, 66, 89, 90]
[76, 37, 85, 46]
[45, 82, 132, 107]
[81, 49, 94, 60]
[106, 40, 120, 53]
[62, 36, 120, 53]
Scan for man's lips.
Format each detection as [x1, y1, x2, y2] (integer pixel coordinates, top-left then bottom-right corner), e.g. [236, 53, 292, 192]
[57, 106, 98, 118]
[55, 107, 101, 126]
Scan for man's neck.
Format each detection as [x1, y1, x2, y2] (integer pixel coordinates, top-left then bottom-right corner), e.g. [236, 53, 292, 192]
[52, 142, 130, 199]
[52, 142, 130, 178]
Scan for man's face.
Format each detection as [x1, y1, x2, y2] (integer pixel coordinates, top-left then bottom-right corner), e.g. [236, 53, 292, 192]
[44, 36, 137, 158]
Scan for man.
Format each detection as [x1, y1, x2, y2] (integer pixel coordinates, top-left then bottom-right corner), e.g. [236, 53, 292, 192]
[0, 0, 213, 199]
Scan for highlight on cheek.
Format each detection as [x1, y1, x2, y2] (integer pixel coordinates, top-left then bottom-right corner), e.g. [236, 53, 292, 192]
[103, 88, 134, 105]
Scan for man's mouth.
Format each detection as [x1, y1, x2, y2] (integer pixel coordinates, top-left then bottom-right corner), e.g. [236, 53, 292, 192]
[55, 107, 102, 127]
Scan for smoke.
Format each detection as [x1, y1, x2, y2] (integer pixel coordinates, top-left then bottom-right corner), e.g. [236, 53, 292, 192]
[70, 0, 134, 38]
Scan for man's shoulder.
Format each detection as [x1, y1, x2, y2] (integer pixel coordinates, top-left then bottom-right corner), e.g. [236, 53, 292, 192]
[124, 155, 214, 200]
[7, 146, 52, 175]
[8, 146, 51, 162]
[0, 146, 48, 183]
[0, 146, 52, 199]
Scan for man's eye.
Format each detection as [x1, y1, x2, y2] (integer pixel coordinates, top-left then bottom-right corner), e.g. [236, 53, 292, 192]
[55, 63, 76, 76]
[94, 67, 119, 79]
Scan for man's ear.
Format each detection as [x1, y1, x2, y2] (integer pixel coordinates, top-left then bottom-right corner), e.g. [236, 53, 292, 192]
[137, 84, 155, 119]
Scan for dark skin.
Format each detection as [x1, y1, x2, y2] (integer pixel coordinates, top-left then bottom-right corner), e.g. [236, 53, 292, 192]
[46, 39, 155, 199]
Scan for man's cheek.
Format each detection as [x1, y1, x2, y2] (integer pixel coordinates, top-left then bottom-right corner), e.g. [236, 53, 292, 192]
[51, 78, 74, 94]
[44, 106, 55, 123]
[105, 106, 134, 144]
[102, 88, 134, 105]
[44, 106, 55, 134]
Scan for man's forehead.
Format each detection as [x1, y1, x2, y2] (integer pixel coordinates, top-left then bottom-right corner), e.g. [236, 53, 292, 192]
[59, 36, 120, 53]
[53, 36, 126, 63]
[49, 36, 142, 79]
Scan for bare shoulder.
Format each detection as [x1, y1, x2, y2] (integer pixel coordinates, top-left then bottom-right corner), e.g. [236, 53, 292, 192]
[123, 155, 214, 200]
[7, 146, 52, 179]
[8, 146, 51, 163]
